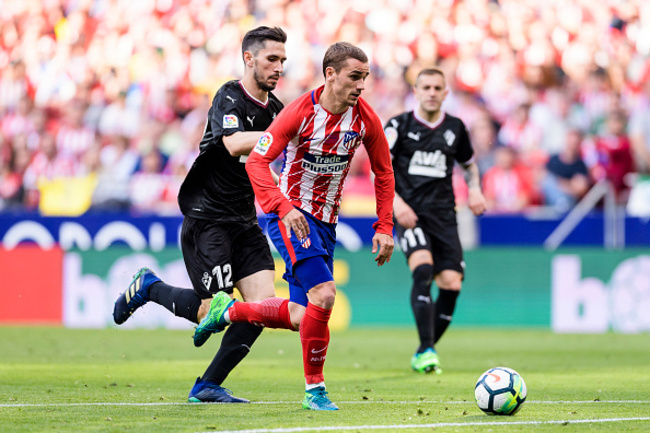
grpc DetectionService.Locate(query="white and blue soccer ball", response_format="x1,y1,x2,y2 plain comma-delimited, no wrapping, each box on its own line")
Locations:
474,367,527,415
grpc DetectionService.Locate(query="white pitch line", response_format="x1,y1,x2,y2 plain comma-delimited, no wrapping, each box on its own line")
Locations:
1,400,649,408
197,417,650,433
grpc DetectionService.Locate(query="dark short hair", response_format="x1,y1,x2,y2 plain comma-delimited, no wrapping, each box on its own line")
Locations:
241,26,287,59
415,68,446,86
322,42,368,77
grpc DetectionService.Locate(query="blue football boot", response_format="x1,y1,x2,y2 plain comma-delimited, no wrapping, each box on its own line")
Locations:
113,268,160,325
188,377,249,403
302,386,339,410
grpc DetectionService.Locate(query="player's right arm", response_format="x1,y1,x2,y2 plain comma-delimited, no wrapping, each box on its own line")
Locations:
393,193,418,229
384,115,417,229
245,99,305,235
223,131,265,157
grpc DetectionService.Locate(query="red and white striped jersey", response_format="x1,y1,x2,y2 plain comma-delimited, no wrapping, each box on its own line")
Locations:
246,85,394,234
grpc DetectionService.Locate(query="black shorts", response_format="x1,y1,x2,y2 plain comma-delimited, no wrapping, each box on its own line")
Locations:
394,208,464,276
181,216,275,298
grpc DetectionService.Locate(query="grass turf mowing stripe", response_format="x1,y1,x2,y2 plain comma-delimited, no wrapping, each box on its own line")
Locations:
196,417,650,433
2,400,650,408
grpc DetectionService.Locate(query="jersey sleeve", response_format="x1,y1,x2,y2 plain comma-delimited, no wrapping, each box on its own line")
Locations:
384,116,402,159
245,99,302,218
362,102,395,235
455,120,474,165
210,86,246,140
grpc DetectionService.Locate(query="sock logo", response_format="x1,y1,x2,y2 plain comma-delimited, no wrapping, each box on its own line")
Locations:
311,347,327,354
417,295,431,304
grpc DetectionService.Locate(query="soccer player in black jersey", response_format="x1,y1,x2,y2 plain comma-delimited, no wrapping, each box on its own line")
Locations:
112,26,293,403
385,68,486,374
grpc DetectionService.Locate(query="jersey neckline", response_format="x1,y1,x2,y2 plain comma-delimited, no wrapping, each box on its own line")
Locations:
310,85,353,117
413,109,446,130
239,81,269,107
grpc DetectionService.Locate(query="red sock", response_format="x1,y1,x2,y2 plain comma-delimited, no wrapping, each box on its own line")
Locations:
300,302,331,385
228,298,294,330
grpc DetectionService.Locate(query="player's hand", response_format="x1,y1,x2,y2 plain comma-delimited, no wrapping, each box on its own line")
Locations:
468,188,487,216
394,197,418,229
281,209,310,241
372,232,394,267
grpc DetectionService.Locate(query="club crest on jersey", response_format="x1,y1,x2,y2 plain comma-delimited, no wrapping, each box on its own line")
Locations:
300,236,311,249
201,272,212,290
223,115,239,128
384,127,398,149
342,131,360,150
444,129,456,146
254,132,273,155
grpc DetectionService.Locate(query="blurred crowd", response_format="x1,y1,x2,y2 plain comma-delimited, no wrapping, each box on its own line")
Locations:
1,0,649,216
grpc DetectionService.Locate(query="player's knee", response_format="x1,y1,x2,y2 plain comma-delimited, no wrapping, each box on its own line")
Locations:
436,270,462,292
308,281,336,309
412,264,434,286
288,302,305,331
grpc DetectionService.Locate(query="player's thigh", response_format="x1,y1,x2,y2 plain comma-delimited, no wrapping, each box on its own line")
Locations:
236,269,275,302
180,217,242,297
395,220,434,271
231,222,276,300
408,249,434,271
422,209,465,277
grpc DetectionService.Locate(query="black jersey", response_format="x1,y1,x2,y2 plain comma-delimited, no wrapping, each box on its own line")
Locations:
385,110,473,211
178,80,283,222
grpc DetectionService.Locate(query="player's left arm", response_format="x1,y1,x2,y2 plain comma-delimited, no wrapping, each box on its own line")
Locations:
457,121,486,216
361,104,395,266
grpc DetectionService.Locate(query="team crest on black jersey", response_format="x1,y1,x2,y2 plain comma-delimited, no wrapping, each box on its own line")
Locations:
201,272,212,290
443,130,456,146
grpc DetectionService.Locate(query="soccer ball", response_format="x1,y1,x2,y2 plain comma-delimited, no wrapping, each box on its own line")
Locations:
474,367,527,415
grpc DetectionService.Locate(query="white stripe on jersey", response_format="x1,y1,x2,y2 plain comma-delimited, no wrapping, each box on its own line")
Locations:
321,109,355,218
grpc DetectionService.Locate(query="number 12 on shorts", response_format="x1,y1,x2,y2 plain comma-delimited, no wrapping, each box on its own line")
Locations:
211,264,233,289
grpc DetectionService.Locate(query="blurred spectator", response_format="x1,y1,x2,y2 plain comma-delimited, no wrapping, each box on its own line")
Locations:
541,129,591,211
0,145,25,210
22,133,78,208
55,99,95,160
128,147,178,215
584,109,635,202
482,146,535,213
468,111,500,176
497,102,543,162
90,135,138,212
628,79,650,174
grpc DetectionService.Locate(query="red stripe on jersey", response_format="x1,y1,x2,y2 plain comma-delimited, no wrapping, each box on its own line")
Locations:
278,219,297,265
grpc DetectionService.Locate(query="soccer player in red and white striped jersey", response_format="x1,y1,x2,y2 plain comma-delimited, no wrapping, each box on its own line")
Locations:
207,42,395,410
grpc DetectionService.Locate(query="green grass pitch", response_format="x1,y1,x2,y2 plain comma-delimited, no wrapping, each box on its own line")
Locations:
1,327,649,432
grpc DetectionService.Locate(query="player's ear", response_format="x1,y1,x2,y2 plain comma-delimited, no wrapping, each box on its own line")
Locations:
325,66,336,82
243,51,254,67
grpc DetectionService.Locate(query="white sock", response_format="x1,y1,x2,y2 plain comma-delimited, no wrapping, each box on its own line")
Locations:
305,382,325,391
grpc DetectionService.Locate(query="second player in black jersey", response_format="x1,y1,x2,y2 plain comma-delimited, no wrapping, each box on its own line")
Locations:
178,80,283,222
113,26,289,404
385,110,473,211
386,68,486,375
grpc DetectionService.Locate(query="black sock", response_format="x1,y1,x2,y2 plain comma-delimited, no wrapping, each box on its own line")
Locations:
149,282,202,324
410,264,435,353
201,323,263,385
434,288,460,344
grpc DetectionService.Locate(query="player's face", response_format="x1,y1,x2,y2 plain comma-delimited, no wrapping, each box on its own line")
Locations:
252,41,287,92
414,73,448,115
329,59,370,107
